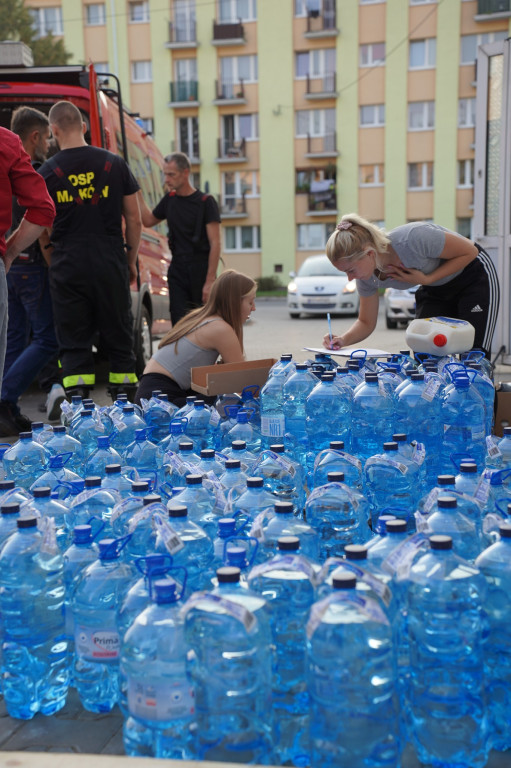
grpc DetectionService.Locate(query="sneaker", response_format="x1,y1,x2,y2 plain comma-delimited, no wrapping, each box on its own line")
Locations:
0,401,32,438
46,384,68,421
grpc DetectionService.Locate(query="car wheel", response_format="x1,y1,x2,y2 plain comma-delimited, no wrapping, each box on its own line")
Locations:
386,316,398,329
135,304,153,376
289,312,300,319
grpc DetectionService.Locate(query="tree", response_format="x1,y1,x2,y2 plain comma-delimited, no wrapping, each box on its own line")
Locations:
0,0,72,66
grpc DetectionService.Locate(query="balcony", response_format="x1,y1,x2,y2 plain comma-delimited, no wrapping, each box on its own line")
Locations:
213,79,247,105
168,81,199,107
476,0,511,18
217,137,247,162
165,21,197,48
307,181,337,215
305,72,337,99
305,133,338,158
212,20,245,45
218,193,247,218
305,1,338,37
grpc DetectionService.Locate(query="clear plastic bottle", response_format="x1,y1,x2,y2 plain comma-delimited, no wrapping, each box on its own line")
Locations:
185,400,214,451
305,372,351,458
142,393,177,442
222,439,258,474
252,444,306,512
218,458,249,498
364,441,421,531
45,425,84,475
441,369,486,470
487,426,511,470
311,440,363,491
306,570,400,768
0,479,31,508
282,363,318,462
67,476,120,536
3,431,49,490
260,361,290,447
102,463,136,498
184,565,273,764
195,448,224,478
0,501,21,546
405,535,489,768
156,505,213,595
351,373,394,461
251,500,320,563
417,495,483,562
167,474,216,536
110,405,147,456
23,486,70,552
231,476,275,526
110,481,151,538
85,436,123,479
123,429,159,488
225,409,262,454
465,362,495,437
70,410,107,461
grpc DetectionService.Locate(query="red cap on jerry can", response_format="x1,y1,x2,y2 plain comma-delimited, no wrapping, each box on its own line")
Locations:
433,334,447,347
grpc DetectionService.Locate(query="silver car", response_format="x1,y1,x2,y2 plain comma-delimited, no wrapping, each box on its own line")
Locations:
287,254,360,319
383,285,419,328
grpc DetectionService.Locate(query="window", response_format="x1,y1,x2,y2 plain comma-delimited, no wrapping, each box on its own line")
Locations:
224,225,261,251
178,116,199,158
296,48,336,78
359,164,384,186
138,117,154,134
94,62,109,74
220,55,258,85
296,167,336,193
457,218,472,239
409,39,436,69
222,170,260,200
86,3,105,24
408,162,433,190
297,222,336,250
296,108,335,137
458,159,474,188
219,0,257,22
129,0,149,22
222,113,258,143
460,31,507,64
360,43,385,67
360,104,385,127
131,61,152,82
175,58,197,82
458,98,476,128
174,0,196,42
29,7,63,36
410,0,435,3
408,101,435,130
360,0,386,4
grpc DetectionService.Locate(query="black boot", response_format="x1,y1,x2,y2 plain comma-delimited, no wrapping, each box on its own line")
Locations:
0,400,32,437
108,384,138,403
65,386,91,401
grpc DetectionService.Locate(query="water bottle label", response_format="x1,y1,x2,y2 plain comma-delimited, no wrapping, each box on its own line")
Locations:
250,509,271,541
204,475,227,513
313,450,362,472
264,450,295,477
422,487,440,515
249,554,318,584
307,592,388,638
127,675,195,721
412,442,426,466
261,415,285,438
75,625,120,660
307,482,359,510
111,497,140,526
210,410,221,427
61,401,73,418
164,452,184,472
486,436,502,459
152,513,184,555
339,562,392,607
474,474,491,504
179,460,198,478
181,592,256,633
381,532,428,580
110,414,128,432
414,511,430,533
483,513,504,534
421,378,441,402
128,507,154,531
385,459,408,474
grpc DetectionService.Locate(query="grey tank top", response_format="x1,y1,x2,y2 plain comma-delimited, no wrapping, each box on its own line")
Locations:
152,318,219,389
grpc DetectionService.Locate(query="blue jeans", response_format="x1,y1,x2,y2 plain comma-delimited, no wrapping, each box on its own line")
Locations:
1,262,58,404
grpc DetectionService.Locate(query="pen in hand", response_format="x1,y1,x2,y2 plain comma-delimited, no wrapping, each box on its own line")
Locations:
327,313,333,350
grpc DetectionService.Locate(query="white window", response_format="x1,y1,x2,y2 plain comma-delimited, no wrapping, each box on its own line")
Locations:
174,0,196,42
296,48,336,78
457,218,472,239
296,108,335,137
178,116,199,158
360,43,385,67
458,159,474,188
458,98,476,128
297,222,336,250
220,55,258,85
222,170,260,200
359,164,384,186
138,117,154,134
86,3,106,25
131,60,152,83
224,226,261,251
129,0,149,22
29,7,63,37
360,0,385,4
460,31,507,64
410,0,435,4
408,162,434,190
219,0,257,22
409,39,436,69
408,101,435,130
175,58,197,82
222,113,259,142
359,104,385,127
94,62,109,73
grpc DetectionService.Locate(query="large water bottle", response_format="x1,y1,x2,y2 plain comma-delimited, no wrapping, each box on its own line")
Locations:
416,495,483,562
195,448,224,478
123,429,159,488
110,481,151,537
251,500,320,562
102,463,136,498
248,535,318,766
185,400,214,451
351,373,394,460
465,362,495,437
475,522,511,751
269,353,295,379
110,405,147,456
305,471,370,558
260,361,290,447
225,409,261,454
212,516,247,571
70,410,107,460
366,518,412,569
23,486,70,552
3,431,49,490
441,368,486,469
167,474,216,536
311,440,363,491
282,363,318,460
222,439,258,474
305,373,351,459
218,458,248,498
306,570,400,767
0,516,69,719
231,476,275,526
71,537,136,712
174,394,197,421
85,436,123,479
405,535,489,768
156,418,192,463
121,578,194,758
141,393,177,442
252,445,306,512
417,473,482,526
486,426,511,470
45,425,84,474
0,478,32,508
67,476,120,535
0,501,21,545
183,565,273,763
364,441,421,530
156,505,213,595
60,393,84,427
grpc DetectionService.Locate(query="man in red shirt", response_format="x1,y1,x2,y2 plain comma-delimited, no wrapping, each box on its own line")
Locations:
0,126,55,432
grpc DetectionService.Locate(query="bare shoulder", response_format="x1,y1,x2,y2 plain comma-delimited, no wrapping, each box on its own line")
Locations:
192,316,235,349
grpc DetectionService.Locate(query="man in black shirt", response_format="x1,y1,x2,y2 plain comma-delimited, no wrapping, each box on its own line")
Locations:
138,152,221,325
40,100,141,400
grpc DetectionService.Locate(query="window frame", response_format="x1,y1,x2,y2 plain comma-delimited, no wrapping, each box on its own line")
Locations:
224,225,261,251
359,164,385,187
359,42,386,68
129,0,150,23
220,54,258,85
457,159,475,188
458,97,476,128
407,161,434,190
408,100,435,131
295,108,335,138
222,170,260,200
131,60,153,83
219,0,257,23
177,115,199,158
359,104,385,127
85,3,106,25
29,6,63,37
295,48,336,79
222,113,259,142
297,222,336,250
460,31,508,65
409,38,437,70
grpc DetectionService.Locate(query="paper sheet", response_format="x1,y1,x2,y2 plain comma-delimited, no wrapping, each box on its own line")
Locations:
304,346,392,358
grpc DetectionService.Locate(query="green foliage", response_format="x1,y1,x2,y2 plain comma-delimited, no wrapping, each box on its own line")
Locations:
0,0,72,66
256,275,285,292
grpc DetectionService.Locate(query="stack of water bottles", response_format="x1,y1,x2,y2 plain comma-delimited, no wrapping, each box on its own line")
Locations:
0,349,510,767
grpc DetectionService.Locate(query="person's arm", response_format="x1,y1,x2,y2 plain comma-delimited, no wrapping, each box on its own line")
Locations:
197,319,244,363
4,221,47,272
122,192,142,283
202,221,221,303
322,293,380,350
137,189,161,228
39,229,52,266
385,232,478,286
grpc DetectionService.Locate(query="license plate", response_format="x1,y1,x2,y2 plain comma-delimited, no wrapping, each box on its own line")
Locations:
304,296,334,304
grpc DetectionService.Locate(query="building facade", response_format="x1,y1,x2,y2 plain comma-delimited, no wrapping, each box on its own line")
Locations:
25,0,511,280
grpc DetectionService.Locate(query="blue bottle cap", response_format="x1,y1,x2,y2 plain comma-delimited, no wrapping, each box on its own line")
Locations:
459,462,477,473
122,405,135,413
135,429,146,441
98,538,121,559
19,432,32,439
97,436,110,448
53,425,66,434
218,518,236,536
154,579,178,604
73,524,93,543
32,422,44,430
225,547,247,568
392,433,407,442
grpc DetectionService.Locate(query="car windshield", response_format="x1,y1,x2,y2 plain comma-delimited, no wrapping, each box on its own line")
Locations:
297,256,346,278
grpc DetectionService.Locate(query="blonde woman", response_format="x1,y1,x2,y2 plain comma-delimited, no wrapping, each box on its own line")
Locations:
323,214,499,357
135,269,256,406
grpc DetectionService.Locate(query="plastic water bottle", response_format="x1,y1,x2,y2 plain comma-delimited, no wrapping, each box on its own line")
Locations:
305,373,351,459
366,519,411,568
454,460,481,496
109,481,150,538
364,441,421,530
71,537,136,712
123,429,159,488
222,439,258,474
85,436,123,479
441,368,486,469
0,516,69,719
351,373,394,460
487,426,511,470
122,495,171,560
0,501,21,545
102,463,136,498
417,473,482,526
405,535,489,768
31,421,55,446
252,444,306,512
195,448,224,478
251,500,320,562
416,495,482,562
306,570,400,767
23,486,70,552
70,410,107,460
465,362,495,437
311,440,363,491
183,565,273,763
45,425,84,474
185,400,213,451
475,522,511,751
248,535,318,766
231,476,275,526
269,353,295,379
305,471,370,558
0,479,31,508
3,431,49,490
225,409,261,454
60,393,84,427
260,361,290,446
212,517,245,570
282,363,318,460
141,393,177,442
156,506,213,595
121,578,194,759
218,458,248,497
174,395,197,421
156,418,192,462
110,405,147,456
67,477,120,535
167,474,216,536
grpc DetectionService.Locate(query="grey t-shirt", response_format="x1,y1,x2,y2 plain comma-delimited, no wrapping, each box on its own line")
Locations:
356,222,467,298
152,318,219,389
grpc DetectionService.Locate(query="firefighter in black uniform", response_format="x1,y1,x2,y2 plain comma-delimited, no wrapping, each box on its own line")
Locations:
40,100,141,401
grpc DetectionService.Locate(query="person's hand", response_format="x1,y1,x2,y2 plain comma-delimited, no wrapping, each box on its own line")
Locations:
128,262,138,283
323,332,344,350
202,277,215,304
384,264,430,285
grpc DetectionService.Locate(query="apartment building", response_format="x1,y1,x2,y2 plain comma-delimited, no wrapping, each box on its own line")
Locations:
25,0,511,280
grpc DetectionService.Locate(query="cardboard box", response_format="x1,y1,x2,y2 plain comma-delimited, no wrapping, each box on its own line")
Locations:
191,358,276,396
495,383,511,436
